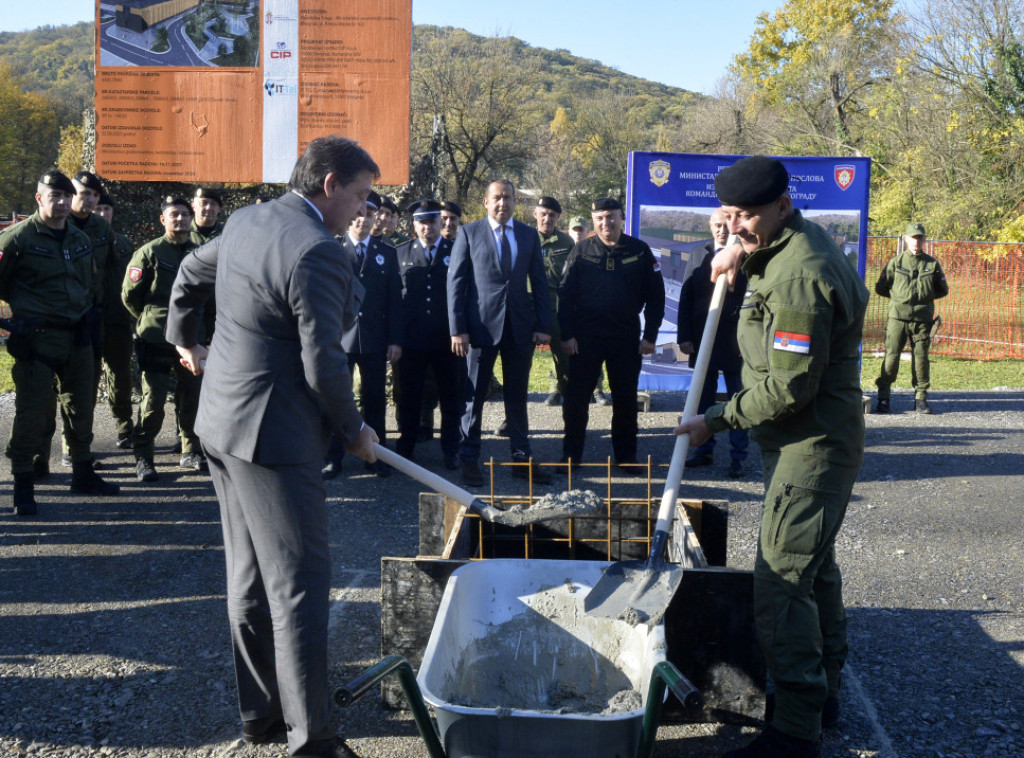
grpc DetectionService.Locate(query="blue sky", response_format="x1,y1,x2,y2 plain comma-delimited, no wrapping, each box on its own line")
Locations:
1,0,774,94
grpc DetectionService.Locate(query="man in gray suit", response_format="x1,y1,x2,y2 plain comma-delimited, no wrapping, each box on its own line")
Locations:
166,136,379,758
448,179,552,486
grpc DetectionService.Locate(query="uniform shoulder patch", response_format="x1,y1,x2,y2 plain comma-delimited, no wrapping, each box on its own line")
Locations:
128,266,143,283
773,330,810,355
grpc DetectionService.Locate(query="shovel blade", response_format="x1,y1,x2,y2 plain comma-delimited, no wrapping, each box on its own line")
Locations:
583,561,684,626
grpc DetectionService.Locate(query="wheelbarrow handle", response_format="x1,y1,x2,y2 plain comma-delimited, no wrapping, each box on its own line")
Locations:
636,661,705,758
335,655,447,758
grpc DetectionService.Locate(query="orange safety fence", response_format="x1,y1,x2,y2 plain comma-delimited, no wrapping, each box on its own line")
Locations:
864,238,1024,360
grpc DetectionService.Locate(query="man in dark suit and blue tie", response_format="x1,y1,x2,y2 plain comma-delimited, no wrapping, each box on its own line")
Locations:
167,136,379,758
322,190,402,479
447,179,553,486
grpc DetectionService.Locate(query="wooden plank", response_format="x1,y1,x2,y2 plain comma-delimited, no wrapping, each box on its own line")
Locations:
681,499,729,568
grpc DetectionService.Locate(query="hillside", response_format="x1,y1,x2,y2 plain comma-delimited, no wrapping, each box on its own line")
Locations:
0,21,698,130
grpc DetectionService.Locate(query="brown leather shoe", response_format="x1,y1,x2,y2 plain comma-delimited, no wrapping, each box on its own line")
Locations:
462,460,484,487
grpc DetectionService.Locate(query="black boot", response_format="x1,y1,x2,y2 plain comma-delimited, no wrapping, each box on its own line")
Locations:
13,472,37,516
70,461,120,496
724,725,820,757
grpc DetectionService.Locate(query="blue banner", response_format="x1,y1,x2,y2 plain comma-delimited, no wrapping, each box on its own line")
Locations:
626,152,871,391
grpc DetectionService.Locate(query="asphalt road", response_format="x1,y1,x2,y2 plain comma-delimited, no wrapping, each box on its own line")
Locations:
1,389,1021,757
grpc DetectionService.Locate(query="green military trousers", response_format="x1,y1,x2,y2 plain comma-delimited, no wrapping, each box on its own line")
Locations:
755,450,860,743
876,318,932,401
6,329,96,474
103,322,136,437
131,341,202,460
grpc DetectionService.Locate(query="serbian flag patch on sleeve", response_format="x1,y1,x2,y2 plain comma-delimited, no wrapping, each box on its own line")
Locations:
773,330,811,354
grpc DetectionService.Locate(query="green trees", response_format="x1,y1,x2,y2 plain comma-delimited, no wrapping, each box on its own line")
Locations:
0,65,60,215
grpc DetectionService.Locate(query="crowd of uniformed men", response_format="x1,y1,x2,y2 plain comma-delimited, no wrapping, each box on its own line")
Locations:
1,169,676,511
1,166,947,512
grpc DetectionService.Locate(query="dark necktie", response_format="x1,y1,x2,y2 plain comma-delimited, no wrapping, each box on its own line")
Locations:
499,225,512,279
356,242,365,269
425,244,433,264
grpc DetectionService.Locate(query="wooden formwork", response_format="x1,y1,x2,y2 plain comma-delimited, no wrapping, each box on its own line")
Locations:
380,483,765,724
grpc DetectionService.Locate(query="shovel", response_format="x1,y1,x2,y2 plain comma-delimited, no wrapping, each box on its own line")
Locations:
584,273,730,625
373,445,603,527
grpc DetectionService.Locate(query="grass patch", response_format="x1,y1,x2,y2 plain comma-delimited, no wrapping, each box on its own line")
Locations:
0,348,1015,400
859,357,1022,391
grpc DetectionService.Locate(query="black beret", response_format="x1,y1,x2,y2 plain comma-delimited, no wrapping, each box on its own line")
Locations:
193,187,223,205
73,171,104,193
364,190,382,211
536,196,562,214
162,195,192,212
408,198,442,219
440,200,462,217
38,170,76,195
715,156,790,207
97,192,115,208
591,197,622,212
379,197,400,214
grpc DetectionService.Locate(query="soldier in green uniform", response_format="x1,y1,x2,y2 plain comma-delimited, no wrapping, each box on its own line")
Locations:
38,171,121,470
190,186,224,245
534,196,575,406
874,222,948,414
677,157,868,758
0,171,121,515
94,192,137,449
374,196,412,247
122,197,203,482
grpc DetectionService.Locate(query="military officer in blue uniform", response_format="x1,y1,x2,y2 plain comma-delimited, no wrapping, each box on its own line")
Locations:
322,191,402,479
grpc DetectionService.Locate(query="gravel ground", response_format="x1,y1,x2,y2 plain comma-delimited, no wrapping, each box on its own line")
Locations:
1,388,1022,757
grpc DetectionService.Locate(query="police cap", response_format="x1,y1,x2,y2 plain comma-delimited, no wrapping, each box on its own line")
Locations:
38,170,77,195
905,222,926,238
408,198,442,220
97,192,115,208
379,197,400,214
73,171,104,193
440,200,462,218
715,156,790,207
536,196,562,214
162,195,192,212
591,197,622,212
193,187,223,205
365,190,382,212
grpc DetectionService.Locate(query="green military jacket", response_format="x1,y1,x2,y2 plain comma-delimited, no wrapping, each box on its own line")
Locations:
106,231,136,327
874,249,948,322
122,234,196,344
539,229,575,301
386,231,412,247
705,212,868,465
190,218,223,247
70,212,117,306
0,212,93,325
